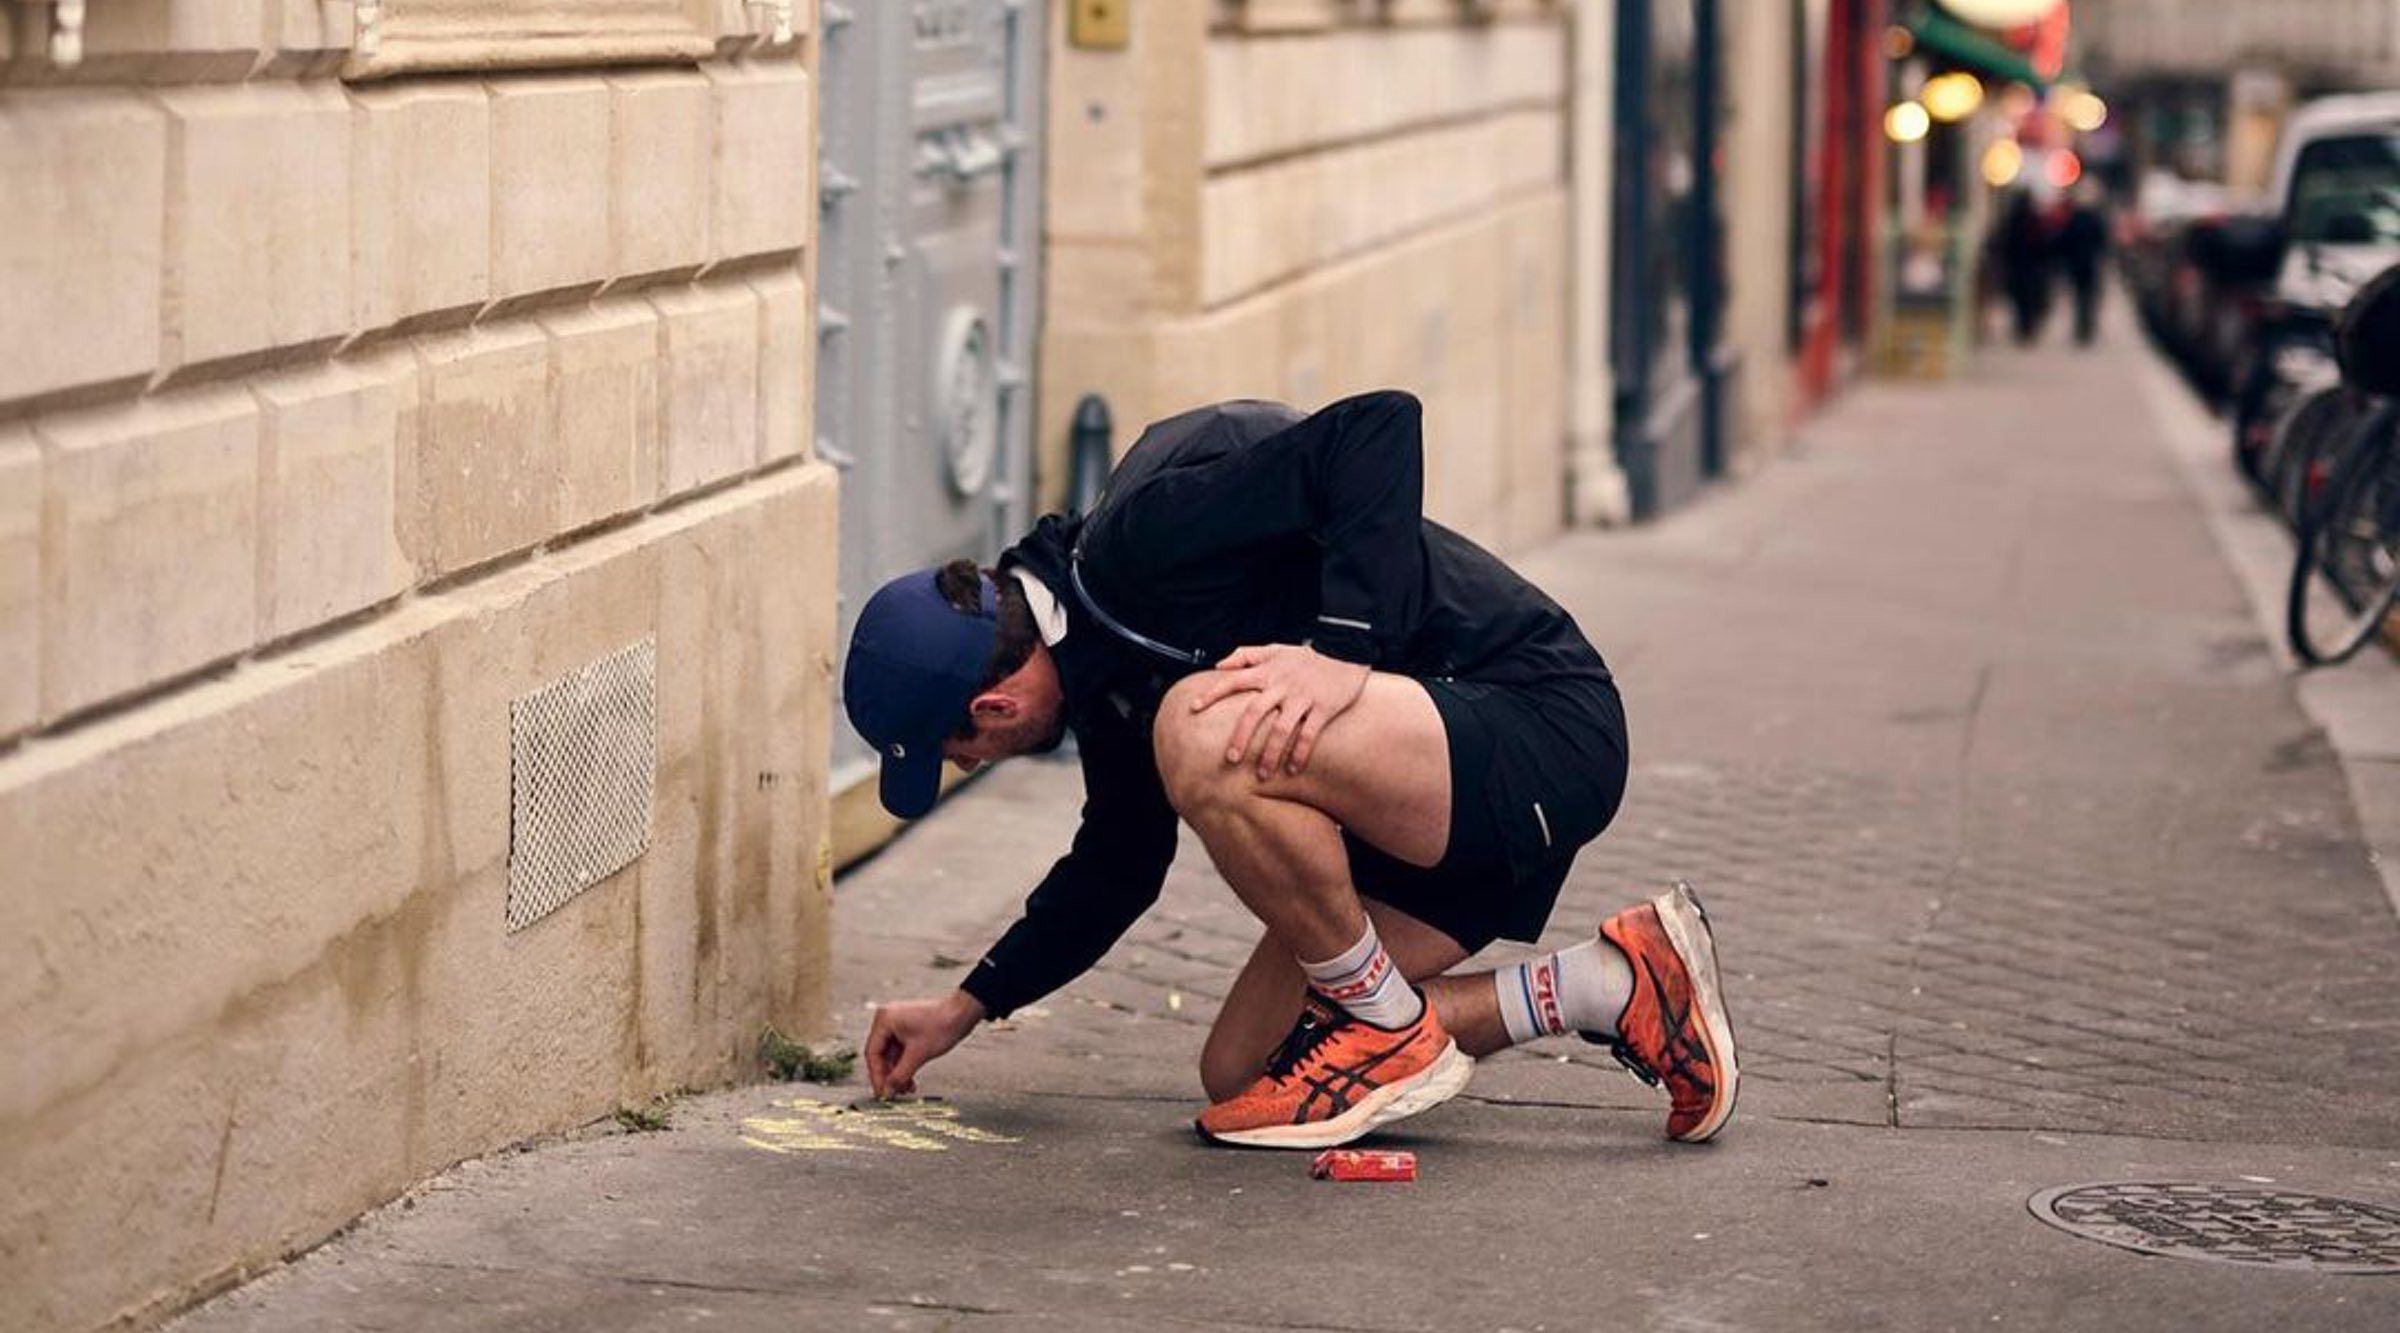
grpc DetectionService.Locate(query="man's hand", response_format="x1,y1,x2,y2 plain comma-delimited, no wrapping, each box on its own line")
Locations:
1182,643,1371,778
864,990,986,1099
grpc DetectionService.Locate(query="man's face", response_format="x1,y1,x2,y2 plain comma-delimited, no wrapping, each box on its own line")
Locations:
940,650,1067,773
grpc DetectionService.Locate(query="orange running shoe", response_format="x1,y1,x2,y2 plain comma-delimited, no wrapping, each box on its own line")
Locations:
1592,882,1740,1143
1196,995,1474,1149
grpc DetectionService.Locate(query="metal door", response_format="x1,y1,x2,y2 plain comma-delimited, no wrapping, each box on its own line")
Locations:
817,0,1044,796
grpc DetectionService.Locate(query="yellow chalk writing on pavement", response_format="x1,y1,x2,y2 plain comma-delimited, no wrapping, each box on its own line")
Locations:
739,1097,1021,1155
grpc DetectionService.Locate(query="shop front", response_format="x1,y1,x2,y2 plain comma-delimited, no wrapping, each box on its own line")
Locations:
1612,0,1736,517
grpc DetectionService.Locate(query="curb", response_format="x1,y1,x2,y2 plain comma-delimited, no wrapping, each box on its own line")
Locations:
2134,349,2400,921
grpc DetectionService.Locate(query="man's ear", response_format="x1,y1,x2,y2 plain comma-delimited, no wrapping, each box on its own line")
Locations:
967,691,1019,720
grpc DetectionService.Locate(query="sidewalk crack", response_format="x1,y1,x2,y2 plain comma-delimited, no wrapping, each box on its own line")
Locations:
388,1256,1009,1315
1890,661,1996,1128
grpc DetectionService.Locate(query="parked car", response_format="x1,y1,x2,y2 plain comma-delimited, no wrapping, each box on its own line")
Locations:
2222,93,2400,487
2122,170,2278,397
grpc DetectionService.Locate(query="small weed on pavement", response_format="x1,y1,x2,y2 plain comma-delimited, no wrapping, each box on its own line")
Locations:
759,1027,857,1084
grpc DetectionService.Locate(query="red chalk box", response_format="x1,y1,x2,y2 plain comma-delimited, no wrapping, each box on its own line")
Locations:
1309,1149,1417,1182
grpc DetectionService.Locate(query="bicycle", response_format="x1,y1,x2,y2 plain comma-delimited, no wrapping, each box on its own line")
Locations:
2231,303,2338,489
2262,378,2365,526
2286,263,2400,666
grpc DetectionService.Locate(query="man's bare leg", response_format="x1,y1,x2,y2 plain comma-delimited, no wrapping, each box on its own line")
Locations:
1152,672,1451,963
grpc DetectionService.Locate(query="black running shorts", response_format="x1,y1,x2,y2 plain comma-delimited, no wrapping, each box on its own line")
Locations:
1344,675,1628,953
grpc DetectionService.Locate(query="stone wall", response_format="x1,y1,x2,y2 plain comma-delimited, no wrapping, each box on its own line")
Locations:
1723,0,1798,473
1038,0,1574,552
0,4,834,1329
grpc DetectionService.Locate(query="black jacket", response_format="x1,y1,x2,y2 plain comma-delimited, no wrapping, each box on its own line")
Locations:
958,389,1612,1018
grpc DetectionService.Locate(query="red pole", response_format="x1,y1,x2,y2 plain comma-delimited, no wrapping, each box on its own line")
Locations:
1801,0,1861,402
1857,0,1886,364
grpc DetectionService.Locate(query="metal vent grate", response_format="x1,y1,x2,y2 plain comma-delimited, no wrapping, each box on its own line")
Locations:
507,638,658,932
2029,1182,2400,1273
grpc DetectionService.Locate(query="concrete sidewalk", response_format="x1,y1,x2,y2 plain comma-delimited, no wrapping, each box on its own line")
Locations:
173,318,2400,1332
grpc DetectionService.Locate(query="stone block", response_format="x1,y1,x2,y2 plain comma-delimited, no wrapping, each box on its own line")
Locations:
1501,193,1567,550
708,62,812,264
540,297,662,532
1152,298,1283,418
161,84,352,373
0,428,37,738
1423,220,1508,545
35,390,259,720
253,355,413,641
403,323,557,578
1051,35,1152,243
265,0,356,74
704,0,763,56
351,83,492,332
1197,107,1561,306
1315,265,1375,404
0,91,166,407
651,281,760,496
490,75,612,304
1046,0,1204,314
752,267,811,463
78,0,266,80
1203,23,1566,168
608,71,711,281
1223,0,1344,33
1031,324,1159,513
643,465,840,1064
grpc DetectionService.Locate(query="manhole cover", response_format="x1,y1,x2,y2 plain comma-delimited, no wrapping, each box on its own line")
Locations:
2029,1182,2400,1273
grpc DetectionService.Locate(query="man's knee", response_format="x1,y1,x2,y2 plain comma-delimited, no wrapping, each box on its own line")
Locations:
1153,675,1242,813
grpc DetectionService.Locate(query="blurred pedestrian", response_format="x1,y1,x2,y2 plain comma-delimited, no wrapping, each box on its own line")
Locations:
845,391,1738,1150
1997,187,2061,345
2058,186,2111,346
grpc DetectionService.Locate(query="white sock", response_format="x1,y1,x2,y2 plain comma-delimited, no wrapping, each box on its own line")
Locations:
1300,924,1424,1030
1494,936,1635,1045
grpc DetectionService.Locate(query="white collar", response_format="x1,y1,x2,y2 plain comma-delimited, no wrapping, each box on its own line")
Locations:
1008,568,1068,646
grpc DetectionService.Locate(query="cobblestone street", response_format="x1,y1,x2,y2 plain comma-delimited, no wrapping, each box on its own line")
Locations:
173,318,2400,1331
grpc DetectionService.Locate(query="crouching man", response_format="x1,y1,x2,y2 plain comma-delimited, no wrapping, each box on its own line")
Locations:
844,390,1736,1148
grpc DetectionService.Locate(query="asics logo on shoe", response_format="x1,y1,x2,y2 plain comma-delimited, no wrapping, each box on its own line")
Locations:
1290,1031,1422,1123
1612,955,1714,1094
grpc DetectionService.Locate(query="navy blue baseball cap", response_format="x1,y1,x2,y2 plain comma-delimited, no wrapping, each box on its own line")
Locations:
843,567,1000,819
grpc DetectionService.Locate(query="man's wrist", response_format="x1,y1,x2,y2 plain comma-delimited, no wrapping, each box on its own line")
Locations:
945,988,989,1028
1309,625,1376,667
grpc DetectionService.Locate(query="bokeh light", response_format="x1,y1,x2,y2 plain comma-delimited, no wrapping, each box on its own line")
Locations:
2060,89,2109,133
1885,101,1932,144
1981,138,2025,187
1922,72,1986,123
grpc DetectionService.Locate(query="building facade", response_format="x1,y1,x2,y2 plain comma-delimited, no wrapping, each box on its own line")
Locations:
0,5,834,1331
2081,0,2400,191
1037,0,1580,547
